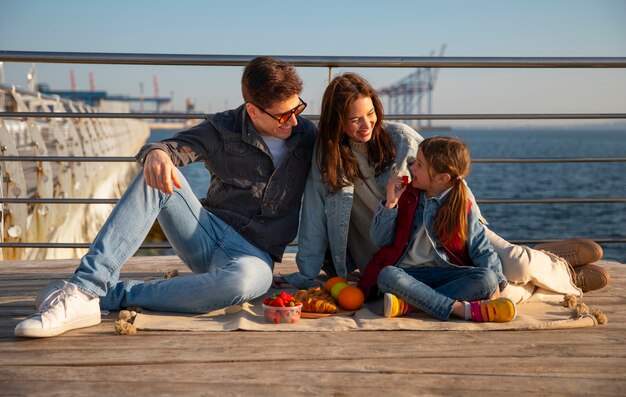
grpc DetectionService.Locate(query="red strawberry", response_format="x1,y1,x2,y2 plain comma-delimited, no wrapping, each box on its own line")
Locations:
279,291,294,303
270,297,285,307
263,297,272,305
402,175,409,186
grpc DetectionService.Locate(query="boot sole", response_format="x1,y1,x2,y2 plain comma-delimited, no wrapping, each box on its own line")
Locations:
383,293,393,317
14,315,101,338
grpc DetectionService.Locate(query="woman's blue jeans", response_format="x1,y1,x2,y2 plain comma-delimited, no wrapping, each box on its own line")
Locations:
377,265,498,320
69,169,274,313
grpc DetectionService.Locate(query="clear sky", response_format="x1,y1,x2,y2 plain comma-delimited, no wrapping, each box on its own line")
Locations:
2,0,625,126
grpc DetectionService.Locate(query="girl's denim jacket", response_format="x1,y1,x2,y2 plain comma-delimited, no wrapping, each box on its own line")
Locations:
371,189,508,290
284,122,423,288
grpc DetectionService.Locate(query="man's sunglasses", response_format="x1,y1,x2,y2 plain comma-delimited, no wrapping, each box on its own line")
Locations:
253,97,307,124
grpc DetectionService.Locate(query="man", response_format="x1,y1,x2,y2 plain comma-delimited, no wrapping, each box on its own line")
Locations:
15,56,316,338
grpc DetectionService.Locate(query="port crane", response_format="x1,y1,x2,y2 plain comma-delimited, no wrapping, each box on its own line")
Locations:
378,44,446,129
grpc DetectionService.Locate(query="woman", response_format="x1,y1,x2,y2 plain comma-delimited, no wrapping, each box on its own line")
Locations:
284,73,608,303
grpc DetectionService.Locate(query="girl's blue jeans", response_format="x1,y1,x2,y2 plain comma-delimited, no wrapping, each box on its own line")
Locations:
377,265,498,320
69,169,274,313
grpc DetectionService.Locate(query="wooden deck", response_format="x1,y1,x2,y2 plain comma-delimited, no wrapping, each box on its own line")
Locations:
1,254,625,396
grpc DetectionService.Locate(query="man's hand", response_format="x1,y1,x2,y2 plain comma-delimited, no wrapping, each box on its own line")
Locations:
143,149,183,194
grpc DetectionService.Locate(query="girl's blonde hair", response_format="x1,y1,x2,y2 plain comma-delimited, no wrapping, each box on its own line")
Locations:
419,136,471,246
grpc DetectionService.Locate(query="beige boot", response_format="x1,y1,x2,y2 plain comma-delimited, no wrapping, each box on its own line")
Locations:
534,238,603,267
573,264,611,292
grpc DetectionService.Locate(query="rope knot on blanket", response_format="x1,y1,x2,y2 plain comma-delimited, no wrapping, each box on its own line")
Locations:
114,307,142,335
562,294,608,324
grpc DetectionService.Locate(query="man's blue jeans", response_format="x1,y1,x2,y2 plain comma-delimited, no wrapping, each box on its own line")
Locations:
377,265,498,320
69,169,274,313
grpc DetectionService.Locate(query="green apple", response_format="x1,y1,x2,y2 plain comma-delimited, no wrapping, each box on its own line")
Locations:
330,282,348,299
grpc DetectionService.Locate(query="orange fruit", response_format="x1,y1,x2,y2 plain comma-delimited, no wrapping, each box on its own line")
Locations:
337,285,364,310
324,276,347,292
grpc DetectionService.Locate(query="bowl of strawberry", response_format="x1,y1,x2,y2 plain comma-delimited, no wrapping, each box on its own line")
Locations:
262,291,302,324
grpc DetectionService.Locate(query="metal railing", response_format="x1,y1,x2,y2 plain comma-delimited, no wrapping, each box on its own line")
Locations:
3,111,626,121
1,52,625,253
2,51,626,68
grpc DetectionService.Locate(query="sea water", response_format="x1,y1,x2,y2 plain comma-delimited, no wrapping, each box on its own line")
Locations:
147,125,626,262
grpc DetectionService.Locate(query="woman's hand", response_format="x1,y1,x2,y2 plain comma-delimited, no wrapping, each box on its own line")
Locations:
385,176,406,209
143,149,183,194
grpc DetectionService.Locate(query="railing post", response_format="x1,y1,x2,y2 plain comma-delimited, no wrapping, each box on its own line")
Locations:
11,90,55,256
0,121,28,260
0,62,4,111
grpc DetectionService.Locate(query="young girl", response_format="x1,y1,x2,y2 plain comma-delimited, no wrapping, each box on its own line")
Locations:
367,136,516,322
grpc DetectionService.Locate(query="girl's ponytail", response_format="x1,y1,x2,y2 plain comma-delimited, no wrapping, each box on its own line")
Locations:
436,175,469,247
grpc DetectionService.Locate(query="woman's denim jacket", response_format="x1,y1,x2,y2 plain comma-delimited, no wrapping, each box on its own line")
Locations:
284,122,423,288
371,189,508,290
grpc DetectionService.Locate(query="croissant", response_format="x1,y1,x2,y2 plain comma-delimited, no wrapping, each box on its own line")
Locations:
294,286,334,301
294,287,340,313
301,298,340,314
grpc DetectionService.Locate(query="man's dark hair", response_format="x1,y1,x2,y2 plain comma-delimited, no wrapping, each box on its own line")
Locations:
242,56,303,109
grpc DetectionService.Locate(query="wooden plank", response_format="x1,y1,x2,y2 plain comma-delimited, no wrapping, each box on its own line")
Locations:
2,328,626,362
0,364,625,396
1,357,626,378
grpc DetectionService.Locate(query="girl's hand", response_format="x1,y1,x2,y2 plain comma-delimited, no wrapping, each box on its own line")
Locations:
385,176,406,209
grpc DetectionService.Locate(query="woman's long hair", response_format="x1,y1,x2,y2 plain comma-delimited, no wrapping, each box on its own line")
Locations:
419,136,472,246
317,73,395,193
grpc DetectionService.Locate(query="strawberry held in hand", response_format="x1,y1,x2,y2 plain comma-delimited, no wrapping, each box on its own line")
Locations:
401,175,410,186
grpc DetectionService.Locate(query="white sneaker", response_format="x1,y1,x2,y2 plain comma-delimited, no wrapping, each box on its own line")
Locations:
35,280,67,309
15,282,101,338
